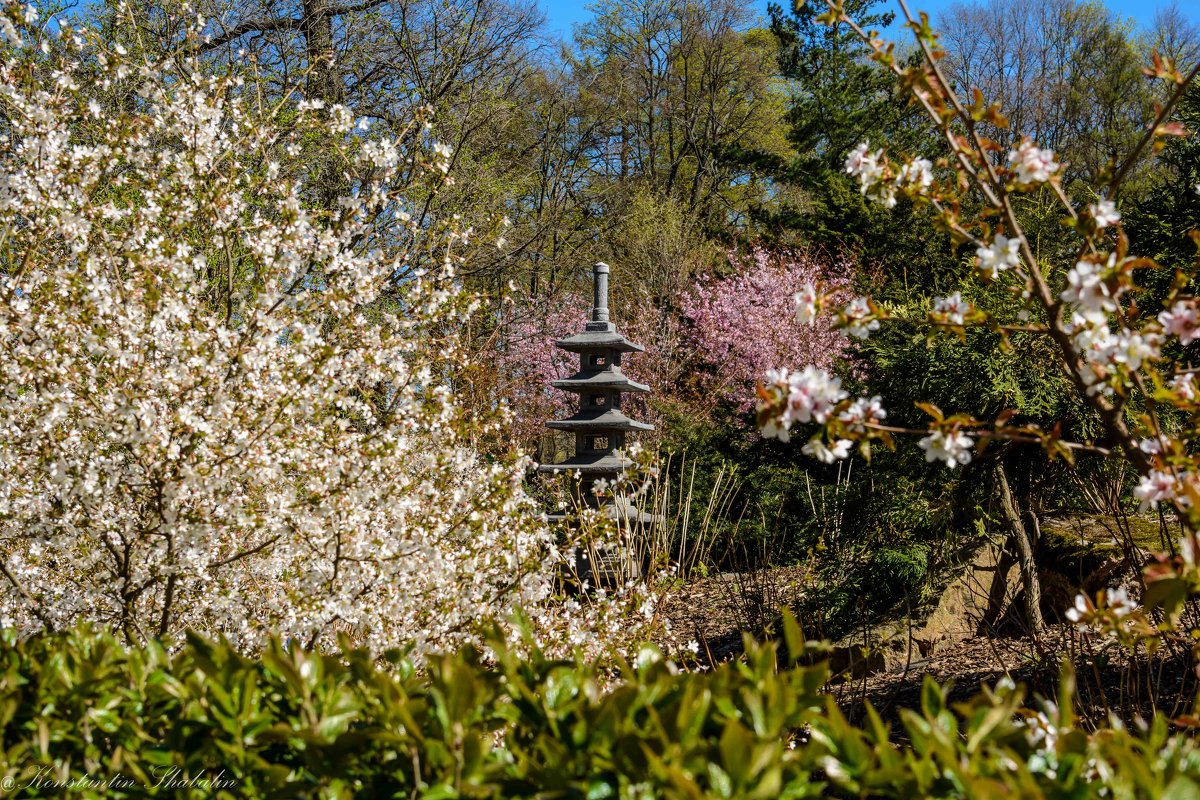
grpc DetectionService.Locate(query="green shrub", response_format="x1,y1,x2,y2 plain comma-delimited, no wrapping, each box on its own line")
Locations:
0,620,1198,798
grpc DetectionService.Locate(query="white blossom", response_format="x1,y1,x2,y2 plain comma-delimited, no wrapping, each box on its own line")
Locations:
975,235,1021,279
1159,300,1200,345
1065,593,1090,625
1105,586,1135,618
757,366,848,442
1090,199,1120,228
932,292,970,326
802,437,852,464
898,157,933,191
794,282,818,326
1008,140,1060,185
843,296,879,340
919,428,974,469
844,141,896,207
1062,258,1117,320
1134,470,1181,509
1170,372,1198,402
838,396,886,433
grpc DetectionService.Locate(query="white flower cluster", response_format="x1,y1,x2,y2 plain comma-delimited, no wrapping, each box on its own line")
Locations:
932,292,971,325
897,158,933,192
1171,372,1198,402
844,143,933,208
838,396,887,433
758,370,888,465
845,142,895,207
1060,256,1161,391
802,437,852,463
918,428,974,469
1008,140,1060,185
842,296,880,339
1159,300,1200,346
1134,469,1189,509
1089,198,1120,229
758,367,848,443
794,282,819,326
0,22,640,657
975,234,1021,279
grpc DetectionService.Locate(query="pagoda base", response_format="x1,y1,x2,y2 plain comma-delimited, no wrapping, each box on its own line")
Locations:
572,542,640,590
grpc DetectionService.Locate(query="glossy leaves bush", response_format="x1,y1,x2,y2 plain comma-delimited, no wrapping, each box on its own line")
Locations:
1,621,1200,798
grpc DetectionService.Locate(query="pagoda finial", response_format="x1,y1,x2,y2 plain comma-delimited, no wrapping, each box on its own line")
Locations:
592,262,610,324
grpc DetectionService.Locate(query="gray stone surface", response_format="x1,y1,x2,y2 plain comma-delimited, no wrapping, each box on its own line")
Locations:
538,262,658,587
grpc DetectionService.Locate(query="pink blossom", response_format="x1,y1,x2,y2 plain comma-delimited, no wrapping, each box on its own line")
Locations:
682,247,850,412
1159,300,1200,345
1134,470,1180,509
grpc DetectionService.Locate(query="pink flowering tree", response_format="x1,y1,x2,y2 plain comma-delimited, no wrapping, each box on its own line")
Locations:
493,295,584,449
494,247,850,454
682,247,851,415
755,0,1200,639
493,286,688,450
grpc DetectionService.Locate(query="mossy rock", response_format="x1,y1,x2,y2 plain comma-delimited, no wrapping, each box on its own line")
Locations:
1039,515,1124,584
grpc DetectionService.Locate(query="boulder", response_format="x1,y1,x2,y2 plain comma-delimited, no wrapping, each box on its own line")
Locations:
829,536,1019,679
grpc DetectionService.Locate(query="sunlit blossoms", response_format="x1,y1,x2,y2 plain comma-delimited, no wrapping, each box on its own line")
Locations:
975,234,1021,279
1008,139,1060,185
684,248,849,412
838,396,886,433
757,366,848,442
1159,300,1200,345
841,296,880,339
0,15,631,655
898,158,933,191
1076,327,1161,374
1090,199,1121,228
795,282,819,326
844,141,896,207
845,141,881,183
918,428,974,469
932,292,971,326
1171,372,1198,402
1063,257,1118,321
802,437,852,464
1134,470,1185,509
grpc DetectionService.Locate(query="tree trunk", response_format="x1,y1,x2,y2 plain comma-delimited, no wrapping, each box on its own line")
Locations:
301,0,343,107
994,462,1045,635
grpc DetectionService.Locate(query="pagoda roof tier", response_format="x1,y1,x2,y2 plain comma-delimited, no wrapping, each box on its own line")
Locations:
551,370,649,393
536,452,633,475
555,331,645,354
546,409,653,432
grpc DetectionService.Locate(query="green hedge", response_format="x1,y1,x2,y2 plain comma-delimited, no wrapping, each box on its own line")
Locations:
0,619,1198,798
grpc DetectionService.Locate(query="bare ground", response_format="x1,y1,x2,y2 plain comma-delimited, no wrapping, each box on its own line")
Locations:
655,566,1199,737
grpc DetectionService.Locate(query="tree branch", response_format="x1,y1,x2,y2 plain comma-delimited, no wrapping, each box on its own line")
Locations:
197,15,303,53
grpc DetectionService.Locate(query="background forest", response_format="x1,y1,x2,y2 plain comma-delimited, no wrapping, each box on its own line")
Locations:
123,0,1200,641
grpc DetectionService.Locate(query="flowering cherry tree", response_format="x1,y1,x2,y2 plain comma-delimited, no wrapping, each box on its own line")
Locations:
492,247,849,452
683,246,850,414
0,4,649,655
756,0,1200,625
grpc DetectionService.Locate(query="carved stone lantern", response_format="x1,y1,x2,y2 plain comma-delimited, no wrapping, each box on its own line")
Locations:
538,263,655,585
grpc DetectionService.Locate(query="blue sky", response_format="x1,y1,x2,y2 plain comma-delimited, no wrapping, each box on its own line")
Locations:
537,0,1197,41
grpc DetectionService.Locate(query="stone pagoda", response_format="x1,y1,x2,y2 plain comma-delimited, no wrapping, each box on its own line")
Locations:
538,262,655,585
